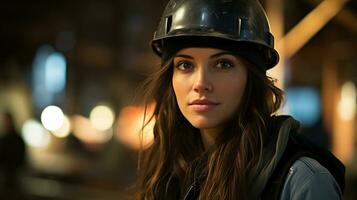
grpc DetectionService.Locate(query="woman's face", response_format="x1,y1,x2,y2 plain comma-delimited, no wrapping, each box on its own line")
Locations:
172,47,248,131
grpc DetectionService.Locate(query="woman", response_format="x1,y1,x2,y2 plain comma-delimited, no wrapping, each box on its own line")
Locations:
135,0,345,199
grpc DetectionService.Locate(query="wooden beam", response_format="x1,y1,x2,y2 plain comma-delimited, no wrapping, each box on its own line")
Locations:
307,0,357,33
278,0,350,58
266,0,285,90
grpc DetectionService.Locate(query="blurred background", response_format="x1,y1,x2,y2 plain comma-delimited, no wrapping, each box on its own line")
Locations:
0,0,356,199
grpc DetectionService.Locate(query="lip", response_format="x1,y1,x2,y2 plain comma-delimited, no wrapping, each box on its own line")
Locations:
189,99,219,105
188,99,220,111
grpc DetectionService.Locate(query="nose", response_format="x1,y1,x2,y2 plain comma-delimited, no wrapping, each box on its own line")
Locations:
193,67,213,93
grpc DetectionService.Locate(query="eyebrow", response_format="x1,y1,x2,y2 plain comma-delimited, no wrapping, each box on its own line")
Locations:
174,51,234,59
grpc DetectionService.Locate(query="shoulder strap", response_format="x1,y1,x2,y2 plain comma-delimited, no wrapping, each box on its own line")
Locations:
261,135,314,200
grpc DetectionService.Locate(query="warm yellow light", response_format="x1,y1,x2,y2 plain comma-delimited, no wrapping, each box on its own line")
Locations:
89,105,115,131
72,115,112,144
52,115,71,138
116,104,155,150
41,106,64,131
278,0,349,58
338,81,356,121
22,119,51,148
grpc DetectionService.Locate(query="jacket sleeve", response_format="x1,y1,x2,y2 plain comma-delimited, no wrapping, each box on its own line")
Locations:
280,157,342,200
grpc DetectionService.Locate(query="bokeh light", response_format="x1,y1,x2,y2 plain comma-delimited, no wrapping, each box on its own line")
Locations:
45,53,66,93
283,87,320,126
22,119,51,148
41,106,64,131
32,46,67,109
52,115,71,138
338,81,356,121
116,104,155,150
72,115,113,144
89,105,115,131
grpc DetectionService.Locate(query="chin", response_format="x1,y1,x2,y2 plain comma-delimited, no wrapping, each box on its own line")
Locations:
189,119,221,129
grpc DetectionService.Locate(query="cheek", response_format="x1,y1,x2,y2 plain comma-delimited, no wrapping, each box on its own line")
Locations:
219,77,247,106
172,75,189,105
232,79,246,97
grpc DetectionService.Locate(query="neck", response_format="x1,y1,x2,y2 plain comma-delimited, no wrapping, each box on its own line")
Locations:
200,127,222,149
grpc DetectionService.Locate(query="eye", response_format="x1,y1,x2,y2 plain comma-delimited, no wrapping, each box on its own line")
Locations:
215,59,234,69
175,61,193,71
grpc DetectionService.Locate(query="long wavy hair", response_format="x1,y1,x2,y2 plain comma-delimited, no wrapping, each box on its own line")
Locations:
135,52,284,199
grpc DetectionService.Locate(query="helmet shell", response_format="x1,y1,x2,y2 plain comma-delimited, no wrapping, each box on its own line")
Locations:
151,0,279,69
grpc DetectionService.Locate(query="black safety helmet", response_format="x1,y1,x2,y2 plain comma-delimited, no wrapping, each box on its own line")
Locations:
151,0,279,70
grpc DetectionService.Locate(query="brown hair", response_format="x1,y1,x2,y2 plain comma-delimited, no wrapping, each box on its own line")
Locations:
135,54,283,199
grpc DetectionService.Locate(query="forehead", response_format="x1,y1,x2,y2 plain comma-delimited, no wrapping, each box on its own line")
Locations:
174,47,233,57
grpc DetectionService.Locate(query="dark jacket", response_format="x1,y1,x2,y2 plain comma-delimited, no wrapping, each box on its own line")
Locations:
183,115,345,200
